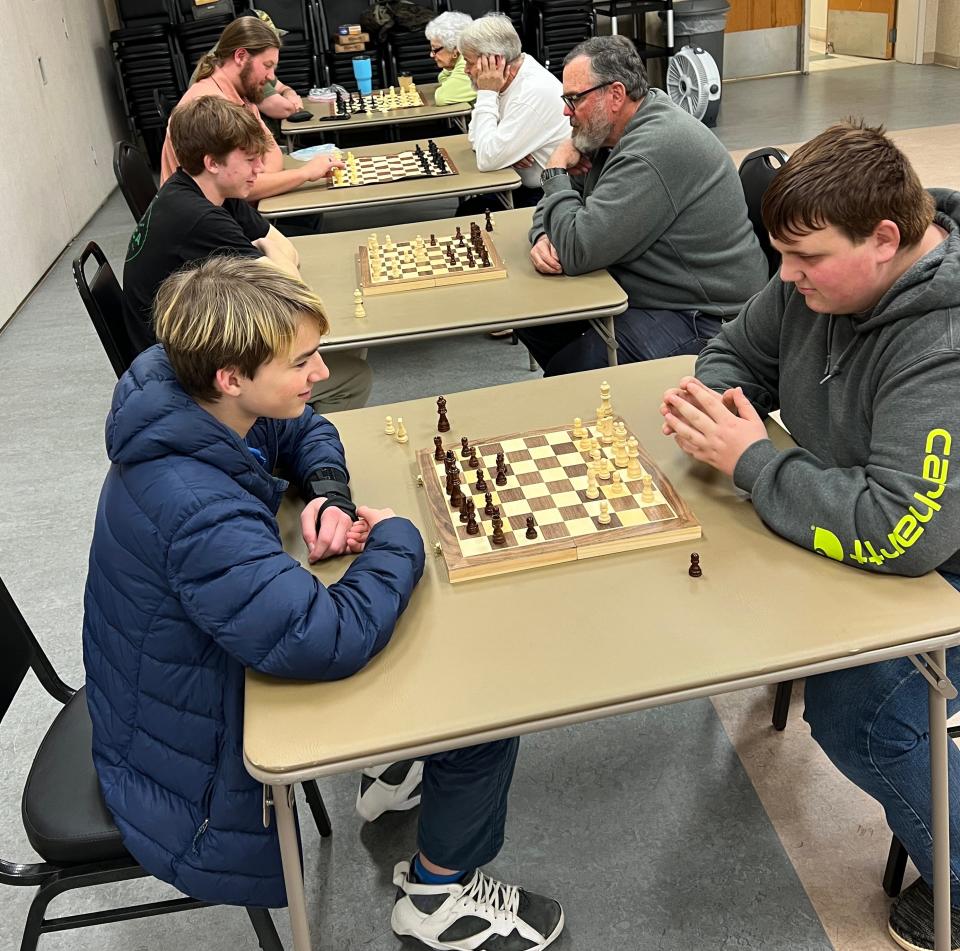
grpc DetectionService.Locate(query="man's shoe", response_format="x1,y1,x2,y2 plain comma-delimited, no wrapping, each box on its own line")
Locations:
889,877,960,950
391,860,564,950
355,760,423,821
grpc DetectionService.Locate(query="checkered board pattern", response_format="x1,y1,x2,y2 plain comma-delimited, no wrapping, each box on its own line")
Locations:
348,89,424,111
357,230,506,295
416,421,701,583
330,148,458,188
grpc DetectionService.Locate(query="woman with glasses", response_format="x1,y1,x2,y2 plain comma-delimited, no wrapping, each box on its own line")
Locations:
424,12,476,106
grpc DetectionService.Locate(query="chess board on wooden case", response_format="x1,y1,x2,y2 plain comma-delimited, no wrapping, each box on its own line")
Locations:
331,148,458,188
417,421,701,583
348,88,424,111
357,230,506,295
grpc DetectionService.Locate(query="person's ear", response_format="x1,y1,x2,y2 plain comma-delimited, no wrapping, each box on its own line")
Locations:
203,153,220,175
234,47,249,68
873,219,902,264
212,366,245,397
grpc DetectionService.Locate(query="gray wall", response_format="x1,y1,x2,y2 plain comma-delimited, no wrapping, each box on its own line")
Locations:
1,0,126,329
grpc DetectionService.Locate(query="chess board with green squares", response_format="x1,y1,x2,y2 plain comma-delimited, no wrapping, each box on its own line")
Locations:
416,421,701,583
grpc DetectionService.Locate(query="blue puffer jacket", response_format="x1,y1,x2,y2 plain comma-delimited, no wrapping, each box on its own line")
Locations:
83,346,425,907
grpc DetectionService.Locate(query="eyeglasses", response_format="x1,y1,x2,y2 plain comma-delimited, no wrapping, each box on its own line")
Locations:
428,45,445,56
560,81,613,111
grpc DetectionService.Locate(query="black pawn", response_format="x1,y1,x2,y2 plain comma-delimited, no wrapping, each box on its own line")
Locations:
430,233,437,246
525,515,538,540
468,447,480,468
484,209,493,232
689,553,702,578
495,467,507,487
459,497,470,522
466,512,480,535
460,436,470,457
476,469,487,492
434,436,444,461
484,492,495,516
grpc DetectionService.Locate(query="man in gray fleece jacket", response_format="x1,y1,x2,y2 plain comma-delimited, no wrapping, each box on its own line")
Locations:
523,35,767,376
662,121,960,951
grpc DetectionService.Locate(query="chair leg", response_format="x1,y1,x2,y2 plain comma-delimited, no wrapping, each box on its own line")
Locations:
772,680,793,731
883,835,910,898
19,882,53,951
247,907,284,951
301,779,333,838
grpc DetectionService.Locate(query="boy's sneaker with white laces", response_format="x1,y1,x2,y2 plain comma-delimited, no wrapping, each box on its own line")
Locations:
889,877,960,951
355,760,423,821
391,860,564,950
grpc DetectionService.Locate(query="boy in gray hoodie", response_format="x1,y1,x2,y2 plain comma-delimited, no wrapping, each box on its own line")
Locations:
661,120,960,951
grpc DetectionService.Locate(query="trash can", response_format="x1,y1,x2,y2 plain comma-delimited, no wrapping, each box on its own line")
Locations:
662,0,731,77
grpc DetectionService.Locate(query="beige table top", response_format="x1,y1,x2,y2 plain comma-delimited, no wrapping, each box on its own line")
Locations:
294,208,627,349
259,134,519,218
244,357,960,781
281,82,472,137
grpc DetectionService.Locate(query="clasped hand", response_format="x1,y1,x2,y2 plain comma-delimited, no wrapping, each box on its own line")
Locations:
660,376,767,477
300,499,396,563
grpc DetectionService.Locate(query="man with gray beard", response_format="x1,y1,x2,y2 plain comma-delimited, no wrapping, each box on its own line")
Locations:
522,36,767,376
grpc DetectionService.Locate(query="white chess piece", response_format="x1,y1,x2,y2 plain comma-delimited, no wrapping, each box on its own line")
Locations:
641,473,654,502
597,457,611,482
626,437,642,479
597,500,611,524
586,469,600,500
384,415,395,435
395,417,408,444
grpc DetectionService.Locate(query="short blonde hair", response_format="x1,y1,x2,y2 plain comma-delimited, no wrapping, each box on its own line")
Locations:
154,256,329,401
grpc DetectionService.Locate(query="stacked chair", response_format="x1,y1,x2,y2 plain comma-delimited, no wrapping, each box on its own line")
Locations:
528,0,597,79
311,0,387,91
175,11,237,81
386,26,440,85
258,0,321,90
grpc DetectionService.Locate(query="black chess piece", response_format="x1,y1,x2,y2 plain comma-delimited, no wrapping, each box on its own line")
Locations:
460,436,470,457
437,396,450,432
449,473,464,508
688,553,702,578
525,515,538,539
495,465,507,487
430,233,437,246
434,436,444,461
476,469,487,492
466,512,480,535
484,209,494,232
468,447,480,468
484,492,495,516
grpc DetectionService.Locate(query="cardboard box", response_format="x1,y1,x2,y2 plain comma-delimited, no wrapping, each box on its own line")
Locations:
335,32,369,44
334,41,367,53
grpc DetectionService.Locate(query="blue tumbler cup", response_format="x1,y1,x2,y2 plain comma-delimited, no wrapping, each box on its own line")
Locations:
352,56,373,95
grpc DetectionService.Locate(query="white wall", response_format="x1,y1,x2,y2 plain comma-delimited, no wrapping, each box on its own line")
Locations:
810,0,828,41
0,0,125,329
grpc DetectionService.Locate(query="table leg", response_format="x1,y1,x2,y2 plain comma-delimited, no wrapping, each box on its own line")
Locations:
929,648,952,951
274,783,313,951
588,316,619,366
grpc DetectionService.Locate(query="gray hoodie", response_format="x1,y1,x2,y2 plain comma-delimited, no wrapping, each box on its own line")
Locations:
530,89,768,317
696,189,960,576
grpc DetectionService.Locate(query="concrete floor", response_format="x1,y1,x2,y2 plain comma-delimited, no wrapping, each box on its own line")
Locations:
3,60,960,951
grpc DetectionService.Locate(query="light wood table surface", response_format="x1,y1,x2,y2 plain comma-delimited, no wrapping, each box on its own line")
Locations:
259,134,519,219
281,82,472,147
244,357,960,951
294,207,627,364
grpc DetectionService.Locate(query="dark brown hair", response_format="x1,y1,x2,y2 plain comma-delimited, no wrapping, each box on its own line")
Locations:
154,257,329,402
193,17,281,82
762,119,934,247
169,96,268,176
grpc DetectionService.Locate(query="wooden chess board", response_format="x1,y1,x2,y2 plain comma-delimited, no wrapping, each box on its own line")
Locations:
331,148,457,188
357,228,506,295
347,89,424,112
416,421,701,583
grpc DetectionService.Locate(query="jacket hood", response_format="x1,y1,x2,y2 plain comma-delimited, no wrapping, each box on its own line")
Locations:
857,189,960,331
106,345,281,504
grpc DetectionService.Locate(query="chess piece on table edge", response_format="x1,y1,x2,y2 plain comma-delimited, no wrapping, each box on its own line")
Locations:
437,396,450,432
384,415,395,435
689,553,702,578
394,417,408,444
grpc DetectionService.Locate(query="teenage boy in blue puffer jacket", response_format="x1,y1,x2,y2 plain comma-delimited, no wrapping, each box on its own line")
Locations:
83,256,564,950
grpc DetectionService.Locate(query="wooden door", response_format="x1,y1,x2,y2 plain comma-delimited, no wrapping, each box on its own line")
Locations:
826,0,896,58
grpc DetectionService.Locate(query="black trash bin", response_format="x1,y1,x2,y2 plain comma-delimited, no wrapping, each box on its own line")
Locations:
662,0,730,76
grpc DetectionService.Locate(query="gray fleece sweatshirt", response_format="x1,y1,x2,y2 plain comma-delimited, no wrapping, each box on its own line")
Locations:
696,189,960,577
530,88,768,316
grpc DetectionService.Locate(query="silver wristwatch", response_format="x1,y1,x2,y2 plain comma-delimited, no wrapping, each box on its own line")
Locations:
540,167,570,187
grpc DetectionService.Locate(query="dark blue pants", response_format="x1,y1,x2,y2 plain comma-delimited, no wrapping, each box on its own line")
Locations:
518,307,723,376
419,737,519,870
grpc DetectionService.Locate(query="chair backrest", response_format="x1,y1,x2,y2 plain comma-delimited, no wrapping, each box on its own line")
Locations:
153,86,175,124
72,242,139,379
113,141,158,223
738,147,789,279
0,576,73,724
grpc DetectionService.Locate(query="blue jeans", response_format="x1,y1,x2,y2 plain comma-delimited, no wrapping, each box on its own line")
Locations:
517,307,723,377
419,737,519,870
804,570,960,902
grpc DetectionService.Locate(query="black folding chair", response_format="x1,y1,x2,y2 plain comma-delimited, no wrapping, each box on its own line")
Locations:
72,242,140,378
0,574,286,950
113,140,159,222
738,146,788,279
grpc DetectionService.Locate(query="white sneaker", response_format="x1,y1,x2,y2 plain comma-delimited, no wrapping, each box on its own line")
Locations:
355,760,423,821
391,860,564,950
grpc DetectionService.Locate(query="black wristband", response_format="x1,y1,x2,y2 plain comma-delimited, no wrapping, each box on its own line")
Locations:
316,496,358,524
305,468,357,522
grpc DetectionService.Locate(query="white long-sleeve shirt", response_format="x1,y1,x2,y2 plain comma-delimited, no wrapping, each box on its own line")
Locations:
467,55,570,189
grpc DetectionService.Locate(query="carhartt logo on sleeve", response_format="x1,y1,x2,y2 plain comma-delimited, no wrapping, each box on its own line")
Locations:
810,428,951,567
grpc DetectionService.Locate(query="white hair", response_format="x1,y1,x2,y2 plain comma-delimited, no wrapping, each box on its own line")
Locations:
424,11,473,51
457,13,523,62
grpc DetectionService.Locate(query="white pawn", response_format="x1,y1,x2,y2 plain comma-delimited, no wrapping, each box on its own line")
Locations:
641,472,654,502
609,471,627,497
395,417,408,444
597,457,611,482
586,469,600,500
572,416,587,439
597,500,611,525
384,415,395,435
